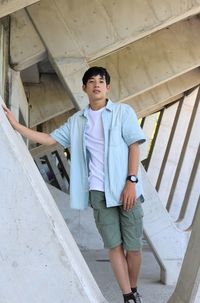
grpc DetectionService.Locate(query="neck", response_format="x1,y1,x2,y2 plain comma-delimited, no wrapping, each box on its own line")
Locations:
89,99,107,111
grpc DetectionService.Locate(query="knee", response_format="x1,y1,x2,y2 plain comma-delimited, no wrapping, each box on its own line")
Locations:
110,244,122,252
127,250,142,257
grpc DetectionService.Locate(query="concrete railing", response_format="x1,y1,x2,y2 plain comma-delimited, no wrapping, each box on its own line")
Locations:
30,144,70,194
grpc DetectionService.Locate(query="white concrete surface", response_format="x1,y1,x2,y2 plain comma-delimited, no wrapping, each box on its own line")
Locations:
82,247,175,303
0,96,107,303
141,166,189,285
168,201,200,303
47,183,104,250
48,166,188,286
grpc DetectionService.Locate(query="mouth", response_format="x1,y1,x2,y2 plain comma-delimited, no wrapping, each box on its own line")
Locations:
93,89,101,94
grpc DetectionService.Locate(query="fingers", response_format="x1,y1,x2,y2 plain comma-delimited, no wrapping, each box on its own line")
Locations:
121,194,135,210
2,104,9,114
123,198,135,210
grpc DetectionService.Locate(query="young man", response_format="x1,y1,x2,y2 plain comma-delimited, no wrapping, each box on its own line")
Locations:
3,66,145,303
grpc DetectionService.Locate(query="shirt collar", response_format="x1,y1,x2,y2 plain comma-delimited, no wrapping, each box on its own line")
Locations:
82,99,113,117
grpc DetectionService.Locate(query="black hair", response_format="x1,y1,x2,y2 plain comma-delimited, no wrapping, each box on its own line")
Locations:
82,66,110,85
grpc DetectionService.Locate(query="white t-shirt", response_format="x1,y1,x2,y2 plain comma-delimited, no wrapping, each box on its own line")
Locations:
85,107,105,191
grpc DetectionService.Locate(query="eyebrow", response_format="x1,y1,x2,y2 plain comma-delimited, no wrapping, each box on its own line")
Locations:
88,76,105,80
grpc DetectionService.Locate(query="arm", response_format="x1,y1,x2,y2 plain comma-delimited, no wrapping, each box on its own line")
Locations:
3,105,56,146
120,143,140,210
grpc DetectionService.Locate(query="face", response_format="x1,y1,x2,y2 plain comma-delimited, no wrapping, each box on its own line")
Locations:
82,75,110,102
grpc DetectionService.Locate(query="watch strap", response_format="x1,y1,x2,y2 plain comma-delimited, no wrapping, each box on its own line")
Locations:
126,175,138,183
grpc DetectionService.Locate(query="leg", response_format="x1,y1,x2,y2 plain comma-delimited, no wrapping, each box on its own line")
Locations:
119,197,144,300
109,245,132,294
126,250,142,288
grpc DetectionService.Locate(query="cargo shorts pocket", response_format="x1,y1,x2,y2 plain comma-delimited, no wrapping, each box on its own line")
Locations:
120,201,144,238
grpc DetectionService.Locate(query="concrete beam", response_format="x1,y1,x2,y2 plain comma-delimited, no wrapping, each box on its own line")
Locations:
168,200,200,303
176,147,200,231
29,0,200,61
0,95,108,303
27,1,89,110
0,0,40,18
167,89,200,221
141,165,188,285
94,17,200,104
24,74,74,127
27,2,200,110
87,0,200,60
38,109,76,135
10,9,46,71
124,69,200,117
147,102,179,189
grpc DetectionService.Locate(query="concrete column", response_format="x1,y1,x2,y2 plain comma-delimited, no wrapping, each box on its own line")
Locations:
9,69,29,126
0,19,9,101
147,102,179,190
168,199,200,303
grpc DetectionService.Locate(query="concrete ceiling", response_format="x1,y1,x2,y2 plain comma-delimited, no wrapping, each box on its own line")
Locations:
6,0,200,120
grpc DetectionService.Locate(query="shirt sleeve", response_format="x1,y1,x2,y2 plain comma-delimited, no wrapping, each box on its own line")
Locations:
122,104,146,146
50,119,71,148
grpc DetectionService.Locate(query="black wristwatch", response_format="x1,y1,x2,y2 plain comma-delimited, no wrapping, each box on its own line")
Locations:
126,175,138,183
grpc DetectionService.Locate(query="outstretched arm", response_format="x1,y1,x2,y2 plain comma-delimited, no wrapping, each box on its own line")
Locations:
3,105,56,146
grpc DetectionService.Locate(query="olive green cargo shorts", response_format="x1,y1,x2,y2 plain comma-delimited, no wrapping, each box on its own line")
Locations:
89,190,144,251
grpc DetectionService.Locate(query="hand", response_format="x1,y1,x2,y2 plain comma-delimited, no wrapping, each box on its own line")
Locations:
2,105,18,128
120,181,137,210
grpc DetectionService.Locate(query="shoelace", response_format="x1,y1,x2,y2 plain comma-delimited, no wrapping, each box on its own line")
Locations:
133,292,142,303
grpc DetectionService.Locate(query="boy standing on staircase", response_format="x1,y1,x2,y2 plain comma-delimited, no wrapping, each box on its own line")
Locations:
3,66,145,303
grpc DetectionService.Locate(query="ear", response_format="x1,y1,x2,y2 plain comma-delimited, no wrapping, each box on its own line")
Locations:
82,84,86,92
106,84,111,92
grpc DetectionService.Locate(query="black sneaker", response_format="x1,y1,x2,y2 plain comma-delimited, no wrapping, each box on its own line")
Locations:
123,291,143,303
132,291,143,303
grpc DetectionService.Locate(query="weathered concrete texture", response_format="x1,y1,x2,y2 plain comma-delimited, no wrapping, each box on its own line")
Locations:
10,9,46,70
94,17,200,103
0,0,40,19
0,97,107,303
24,74,74,127
27,0,200,60
27,1,90,110
26,0,200,112
125,69,200,118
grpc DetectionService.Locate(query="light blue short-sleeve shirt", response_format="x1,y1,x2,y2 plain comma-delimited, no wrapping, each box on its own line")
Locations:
50,100,145,209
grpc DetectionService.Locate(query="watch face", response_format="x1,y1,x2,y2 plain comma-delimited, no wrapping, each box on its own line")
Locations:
131,176,137,182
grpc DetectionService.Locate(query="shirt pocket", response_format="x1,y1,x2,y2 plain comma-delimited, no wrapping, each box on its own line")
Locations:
109,126,122,146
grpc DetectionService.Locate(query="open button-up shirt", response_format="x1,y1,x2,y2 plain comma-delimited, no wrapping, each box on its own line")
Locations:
50,100,145,209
